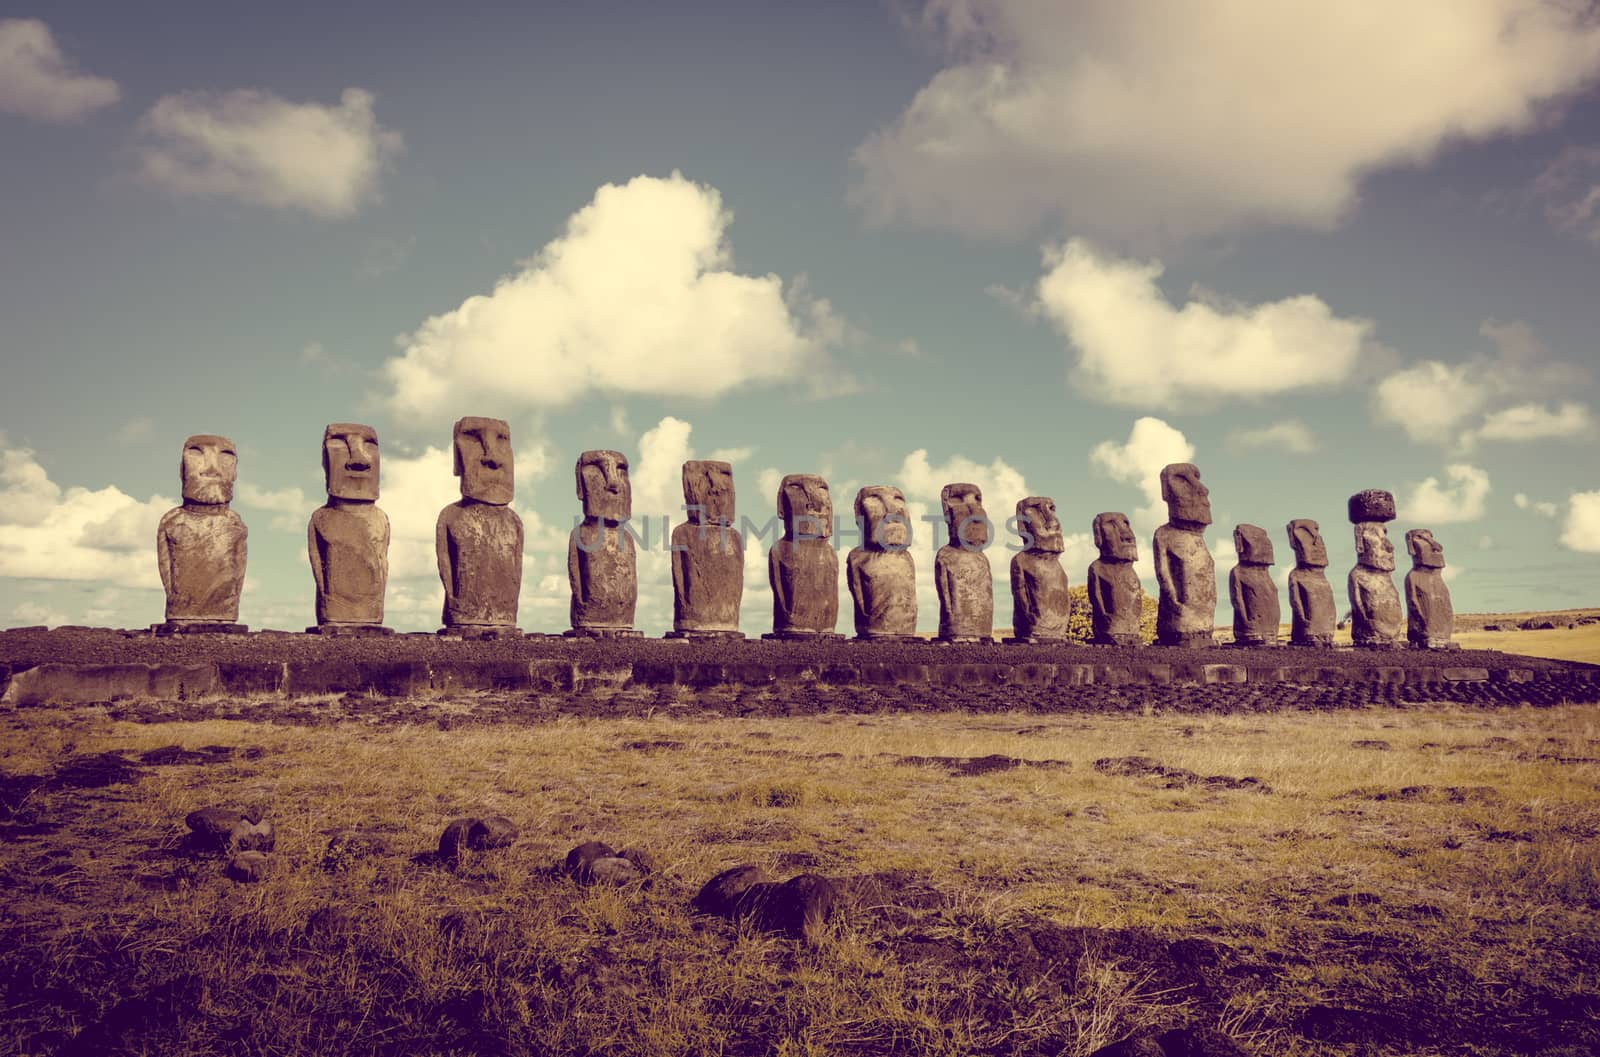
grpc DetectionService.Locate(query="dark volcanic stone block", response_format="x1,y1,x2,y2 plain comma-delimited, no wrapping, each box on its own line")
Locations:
217,662,286,694
1347,489,1396,523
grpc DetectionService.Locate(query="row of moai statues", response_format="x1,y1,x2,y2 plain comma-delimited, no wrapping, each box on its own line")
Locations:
153,424,1455,648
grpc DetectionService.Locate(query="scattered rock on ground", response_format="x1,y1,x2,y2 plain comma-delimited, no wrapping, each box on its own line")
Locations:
321,828,389,871
564,840,616,881
756,873,838,943
693,864,773,916
468,814,517,850
585,856,643,885
227,850,270,883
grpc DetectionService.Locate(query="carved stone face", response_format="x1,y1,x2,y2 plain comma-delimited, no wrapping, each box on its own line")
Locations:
1407,528,1445,569
576,449,631,521
1233,523,1274,565
941,482,988,549
1016,496,1064,554
181,434,237,505
323,423,380,501
1093,512,1138,562
453,416,513,505
1354,522,1396,572
683,460,734,525
779,474,832,540
1160,463,1212,526
855,485,910,550
1287,519,1328,568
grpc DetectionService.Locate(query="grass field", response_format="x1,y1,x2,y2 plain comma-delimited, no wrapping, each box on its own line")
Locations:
3,689,1598,1056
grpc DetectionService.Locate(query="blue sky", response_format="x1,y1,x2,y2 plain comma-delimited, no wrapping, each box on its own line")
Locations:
3,0,1599,635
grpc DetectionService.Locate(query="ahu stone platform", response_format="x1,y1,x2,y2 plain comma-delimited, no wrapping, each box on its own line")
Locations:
0,626,1595,712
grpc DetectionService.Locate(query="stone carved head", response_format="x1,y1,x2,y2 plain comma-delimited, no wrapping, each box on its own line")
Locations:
1354,521,1396,572
576,450,630,521
180,434,237,505
682,460,734,526
1287,519,1328,568
323,423,380,502
453,416,513,505
1160,463,1212,526
1233,524,1274,566
855,485,910,550
1406,528,1445,569
940,482,989,549
1016,496,1064,554
1093,512,1138,563
778,474,832,540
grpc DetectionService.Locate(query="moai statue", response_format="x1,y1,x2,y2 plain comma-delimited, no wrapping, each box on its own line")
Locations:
155,434,248,633
436,417,523,638
1405,528,1455,649
1153,463,1216,647
1007,496,1070,643
568,449,640,637
935,483,993,642
847,485,918,640
1228,524,1279,647
1285,519,1336,647
308,424,391,634
765,474,840,639
668,460,744,639
1347,489,1402,648
1087,512,1143,646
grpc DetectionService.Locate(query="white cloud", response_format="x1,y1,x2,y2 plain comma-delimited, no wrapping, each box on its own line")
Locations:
1034,239,1370,408
1089,416,1197,580
1402,464,1491,524
1513,492,1560,518
1225,420,1319,455
1561,491,1600,552
0,446,171,589
1372,360,1492,445
135,87,401,216
0,18,119,123
381,172,845,423
1533,145,1600,244
11,600,68,627
235,482,314,533
1374,320,1591,446
1472,401,1593,442
853,1,1600,238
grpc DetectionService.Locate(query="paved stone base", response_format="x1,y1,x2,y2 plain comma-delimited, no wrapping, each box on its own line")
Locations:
1228,636,1279,648
437,626,524,640
761,632,846,641
1158,633,1217,648
1291,635,1335,648
1092,634,1143,647
1003,636,1068,645
306,625,394,637
936,635,994,644
564,628,644,639
151,622,249,636
664,630,746,641
855,634,922,644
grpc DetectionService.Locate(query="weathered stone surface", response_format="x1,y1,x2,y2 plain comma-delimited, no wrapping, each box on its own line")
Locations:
437,416,522,631
849,485,917,640
935,483,993,642
321,828,390,871
1348,495,1401,648
1229,524,1279,646
1286,519,1336,647
186,806,246,852
1405,528,1455,649
1154,465,1216,647
1089,512,1143,646
227,850,270,883
586,856,643,885
757,873,838,943
768,474,839,637
438,818,477,863
617,847,656,875
309,423,389,629
672,460,744,635
693,864,773,916
1007,496,1070,642
569,450,637,634
1348,489,1397,524
228,817,275,853
158,434,248,626
469,814,518,850
565,840,617,881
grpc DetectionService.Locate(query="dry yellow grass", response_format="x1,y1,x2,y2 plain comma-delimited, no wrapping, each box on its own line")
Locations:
3,696,1598,1055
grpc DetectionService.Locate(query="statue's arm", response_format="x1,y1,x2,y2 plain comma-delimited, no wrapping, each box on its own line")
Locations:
767,544,787,617
1153,535,1177,603
307,512,326,598
846,553,865,613
1228,567,1245,617
670,527,688,605
435,510,453,605
567,528,582,603
156,512,175,595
